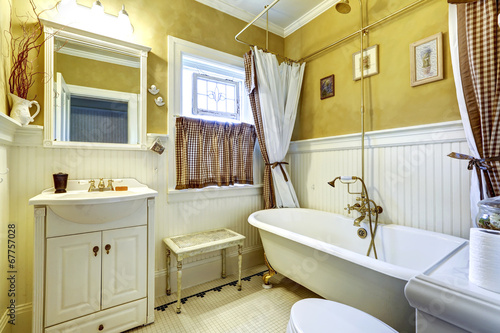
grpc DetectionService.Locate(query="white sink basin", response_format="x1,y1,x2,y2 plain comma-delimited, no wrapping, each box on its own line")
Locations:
29,179,158,224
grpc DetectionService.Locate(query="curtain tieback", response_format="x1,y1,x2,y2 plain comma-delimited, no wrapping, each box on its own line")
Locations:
266,162,289,182
448,152,500,199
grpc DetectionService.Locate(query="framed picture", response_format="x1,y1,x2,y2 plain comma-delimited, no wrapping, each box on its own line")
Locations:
352,45,379,81
320,75,335,100
410,32,443,87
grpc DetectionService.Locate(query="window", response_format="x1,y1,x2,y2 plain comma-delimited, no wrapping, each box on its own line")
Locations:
176,46,251,124
192,73,240,120
167,36,262,198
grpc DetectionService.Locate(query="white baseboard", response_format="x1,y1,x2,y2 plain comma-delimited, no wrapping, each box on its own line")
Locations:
154,245,264,297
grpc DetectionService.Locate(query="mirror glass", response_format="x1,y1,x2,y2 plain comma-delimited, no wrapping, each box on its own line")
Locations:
52,36,141,144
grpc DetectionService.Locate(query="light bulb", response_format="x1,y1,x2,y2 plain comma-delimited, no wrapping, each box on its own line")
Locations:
91,0,104,16
117,4,134,35
57,0,77,15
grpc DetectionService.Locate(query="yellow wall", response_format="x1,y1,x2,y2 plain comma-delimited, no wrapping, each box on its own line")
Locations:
286,0,460,140
0,1,12,332
11,0,284,133
54,53,140,94
1,0,10,115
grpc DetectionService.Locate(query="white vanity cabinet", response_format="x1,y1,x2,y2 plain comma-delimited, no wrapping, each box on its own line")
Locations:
45,226,147,327
29,179,157,333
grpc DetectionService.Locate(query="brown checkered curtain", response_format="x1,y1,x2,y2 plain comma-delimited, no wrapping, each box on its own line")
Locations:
244,51,275,209
175,117,256,189
454,0,500,198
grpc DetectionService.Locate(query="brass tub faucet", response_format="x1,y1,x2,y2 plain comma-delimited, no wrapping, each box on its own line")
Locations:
88,178,114,192
328,176,383,258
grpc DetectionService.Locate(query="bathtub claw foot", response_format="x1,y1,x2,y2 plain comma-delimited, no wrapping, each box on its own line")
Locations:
262,253,276,288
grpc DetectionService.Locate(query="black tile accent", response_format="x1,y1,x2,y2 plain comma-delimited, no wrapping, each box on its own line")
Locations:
155,270,266,312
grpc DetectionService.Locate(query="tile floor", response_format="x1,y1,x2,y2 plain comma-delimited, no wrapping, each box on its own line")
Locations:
127,265,320,333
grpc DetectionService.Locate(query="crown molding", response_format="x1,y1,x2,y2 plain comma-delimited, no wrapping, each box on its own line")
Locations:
197,0,339,39
196,0,285,37
284,0,338,37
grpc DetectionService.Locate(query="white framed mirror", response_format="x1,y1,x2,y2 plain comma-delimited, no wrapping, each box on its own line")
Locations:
42,19,151,149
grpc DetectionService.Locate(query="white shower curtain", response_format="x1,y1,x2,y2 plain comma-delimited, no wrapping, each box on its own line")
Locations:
252,47,306,208
449,5,482,223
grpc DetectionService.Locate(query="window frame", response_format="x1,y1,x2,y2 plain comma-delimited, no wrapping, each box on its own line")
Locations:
167,36,262,200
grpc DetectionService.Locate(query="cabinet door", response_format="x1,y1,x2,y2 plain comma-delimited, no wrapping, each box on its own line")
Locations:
46,232,101,327
101,226,147,309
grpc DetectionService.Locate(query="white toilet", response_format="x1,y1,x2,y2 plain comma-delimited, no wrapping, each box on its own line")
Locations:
286,299,398,333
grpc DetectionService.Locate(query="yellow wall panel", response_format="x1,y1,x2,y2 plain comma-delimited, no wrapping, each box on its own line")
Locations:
286,0,460,140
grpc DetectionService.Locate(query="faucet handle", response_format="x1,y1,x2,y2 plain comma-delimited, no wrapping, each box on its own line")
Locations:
107,179,114,190
88,179,96,192
345,204,353,214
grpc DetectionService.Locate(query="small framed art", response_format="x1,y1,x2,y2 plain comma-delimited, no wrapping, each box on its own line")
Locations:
352,45,379,81
410,32,443,87
320,75,335,100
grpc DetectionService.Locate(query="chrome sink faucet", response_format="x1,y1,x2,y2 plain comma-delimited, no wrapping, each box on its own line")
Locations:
88,178,114,192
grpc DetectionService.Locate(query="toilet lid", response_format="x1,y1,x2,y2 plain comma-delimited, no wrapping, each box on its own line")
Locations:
288,299,397,333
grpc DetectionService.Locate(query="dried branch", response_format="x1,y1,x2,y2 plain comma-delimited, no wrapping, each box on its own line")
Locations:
6,0,54,100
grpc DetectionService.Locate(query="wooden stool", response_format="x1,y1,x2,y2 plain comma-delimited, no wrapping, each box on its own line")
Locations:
163,228,245,313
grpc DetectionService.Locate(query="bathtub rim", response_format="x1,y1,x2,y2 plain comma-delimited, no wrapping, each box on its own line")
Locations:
248,208,468,281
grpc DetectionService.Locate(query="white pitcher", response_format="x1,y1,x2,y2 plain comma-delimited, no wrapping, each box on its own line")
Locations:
9,93,40,126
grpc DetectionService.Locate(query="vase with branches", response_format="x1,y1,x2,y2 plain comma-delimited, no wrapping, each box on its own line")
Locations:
4,0,56,124
5,0,53,100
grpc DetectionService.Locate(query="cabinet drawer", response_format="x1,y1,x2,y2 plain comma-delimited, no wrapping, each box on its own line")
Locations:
45,299,147,333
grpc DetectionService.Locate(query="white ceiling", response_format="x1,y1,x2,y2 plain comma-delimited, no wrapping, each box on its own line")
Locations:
196,0,339,38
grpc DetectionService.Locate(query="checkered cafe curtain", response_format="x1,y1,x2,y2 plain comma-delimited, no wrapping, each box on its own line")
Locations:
175,117,257,189
452,0,500,199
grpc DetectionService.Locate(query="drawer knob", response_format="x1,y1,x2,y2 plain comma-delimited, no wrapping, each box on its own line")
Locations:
93,246,99,257
98,324,104,331
105,244,111,254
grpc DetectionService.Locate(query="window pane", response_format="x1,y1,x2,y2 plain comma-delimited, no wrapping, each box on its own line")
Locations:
198,94,207,110
227,86,234,99
197,79,207,92
226,100,234,114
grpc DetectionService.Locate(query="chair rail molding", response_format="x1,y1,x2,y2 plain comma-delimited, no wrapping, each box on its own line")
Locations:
289,120,466,153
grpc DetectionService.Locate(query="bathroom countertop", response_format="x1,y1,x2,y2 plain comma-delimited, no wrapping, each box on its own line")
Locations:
405,245,500,332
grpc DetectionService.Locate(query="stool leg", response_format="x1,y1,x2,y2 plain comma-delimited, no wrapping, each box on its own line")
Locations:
221,249,226,278
166,249,171,296
237,245,243,291
176,260,182,314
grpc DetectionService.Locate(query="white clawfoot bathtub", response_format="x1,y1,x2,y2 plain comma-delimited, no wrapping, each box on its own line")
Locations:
248,208,467,333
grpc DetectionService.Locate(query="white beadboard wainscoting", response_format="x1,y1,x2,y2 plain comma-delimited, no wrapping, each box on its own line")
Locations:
5,125,264,327
289,121,472,239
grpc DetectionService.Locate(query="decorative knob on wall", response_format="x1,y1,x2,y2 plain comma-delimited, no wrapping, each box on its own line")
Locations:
155,96,165,107
148,84,159,95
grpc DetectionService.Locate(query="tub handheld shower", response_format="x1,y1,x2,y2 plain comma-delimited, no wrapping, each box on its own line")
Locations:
328,176,383,258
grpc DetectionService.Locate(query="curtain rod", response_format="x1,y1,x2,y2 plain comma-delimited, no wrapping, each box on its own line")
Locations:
235,0,428,63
